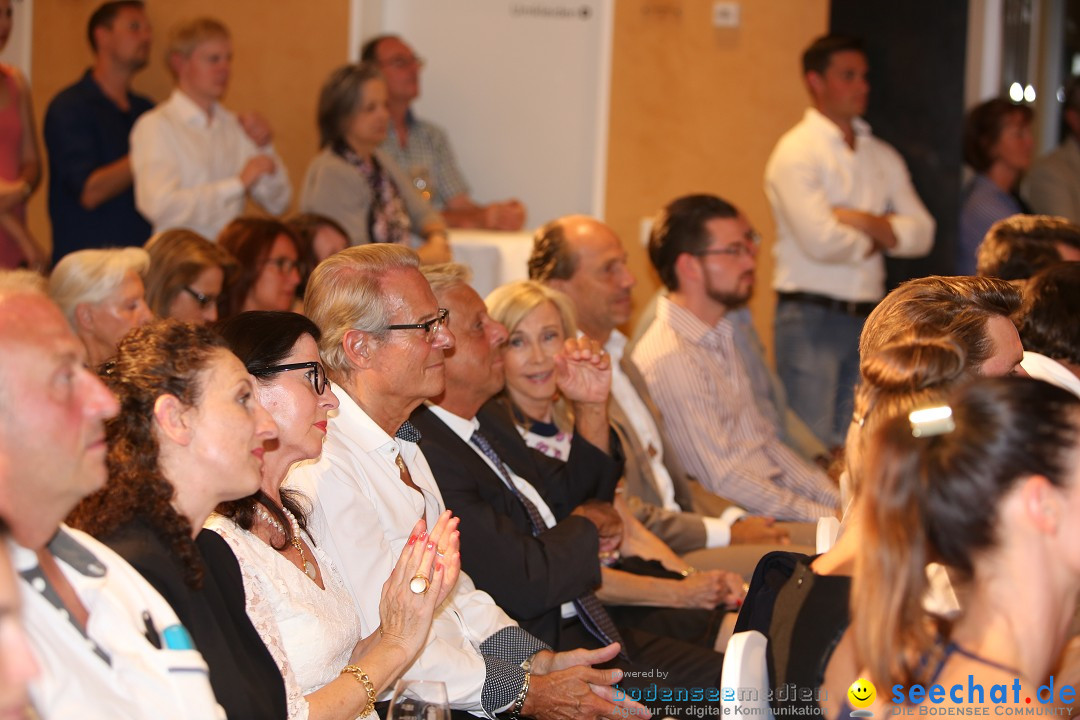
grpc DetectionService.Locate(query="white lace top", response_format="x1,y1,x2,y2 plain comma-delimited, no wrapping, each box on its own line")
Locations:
205,514,366,720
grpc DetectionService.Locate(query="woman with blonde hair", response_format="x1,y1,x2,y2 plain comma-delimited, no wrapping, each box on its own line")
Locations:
486,279,744,634
485,280,579,454
47,246,153,366
144,228,235,325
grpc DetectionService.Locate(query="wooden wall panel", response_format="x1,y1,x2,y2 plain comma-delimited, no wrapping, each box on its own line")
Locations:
606,0,829,355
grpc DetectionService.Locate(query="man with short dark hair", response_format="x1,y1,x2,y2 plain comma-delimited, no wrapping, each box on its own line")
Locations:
44,1,154,262
632,195,840,521
976,214,1080,281
1023,75,1080,223
361,34,526,231
765,34,934,449
0,269,223,719
289,245,644,720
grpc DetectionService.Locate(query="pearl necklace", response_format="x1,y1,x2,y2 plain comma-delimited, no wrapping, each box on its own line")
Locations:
256,504,318,580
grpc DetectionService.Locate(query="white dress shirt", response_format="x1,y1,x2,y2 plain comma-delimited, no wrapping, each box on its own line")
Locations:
287,385,520,714
632,297,840,522
765,108,934,302
1020,351,1080,398
14,527,223,720
607,331,679,512
130,89,292,238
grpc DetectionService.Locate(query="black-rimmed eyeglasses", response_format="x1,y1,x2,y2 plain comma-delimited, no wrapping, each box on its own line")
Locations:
182,285,218,308
385,307,449,342
251,361,329,395
692,230,761,260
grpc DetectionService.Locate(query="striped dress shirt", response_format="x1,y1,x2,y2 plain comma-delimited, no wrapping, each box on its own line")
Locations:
631,296,840,521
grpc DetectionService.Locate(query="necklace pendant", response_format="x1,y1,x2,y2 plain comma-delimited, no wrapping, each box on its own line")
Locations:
304,561,317,580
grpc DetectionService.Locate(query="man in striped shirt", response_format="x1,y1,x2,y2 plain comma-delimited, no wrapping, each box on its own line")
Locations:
632,195,840,522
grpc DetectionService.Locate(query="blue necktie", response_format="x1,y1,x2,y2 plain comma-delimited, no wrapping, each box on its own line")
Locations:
469,429,628,659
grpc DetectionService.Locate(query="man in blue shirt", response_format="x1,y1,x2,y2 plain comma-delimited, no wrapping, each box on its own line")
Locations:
44,1,153,264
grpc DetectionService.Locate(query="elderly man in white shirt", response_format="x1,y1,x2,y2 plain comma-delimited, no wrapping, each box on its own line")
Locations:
765,34,934,450
288,244,647,720
130,18,290,239
0,269,224,720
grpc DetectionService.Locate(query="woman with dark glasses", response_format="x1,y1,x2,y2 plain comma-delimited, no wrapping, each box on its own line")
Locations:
217,218,304,320
211,311,460,720
144,228,236,325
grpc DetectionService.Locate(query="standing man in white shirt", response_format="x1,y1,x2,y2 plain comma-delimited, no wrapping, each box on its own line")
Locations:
0,270,224,720
288,244,647,720
765,34,934,449
130,17,291,239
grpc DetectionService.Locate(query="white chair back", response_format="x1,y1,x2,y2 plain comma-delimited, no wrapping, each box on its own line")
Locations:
721,630,774,719
816,516,841,554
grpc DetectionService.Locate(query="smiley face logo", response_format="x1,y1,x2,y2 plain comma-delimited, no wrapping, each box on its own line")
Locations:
848,678,876,709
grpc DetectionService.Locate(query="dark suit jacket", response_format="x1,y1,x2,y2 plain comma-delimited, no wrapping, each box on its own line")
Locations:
101,519,288,720
411,400,622,648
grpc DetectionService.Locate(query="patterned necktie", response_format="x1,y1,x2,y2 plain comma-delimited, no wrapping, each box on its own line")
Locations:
469,429,628,659
395,420,422,443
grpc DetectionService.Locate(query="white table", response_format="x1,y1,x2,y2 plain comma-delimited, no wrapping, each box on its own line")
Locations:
448,229,534,299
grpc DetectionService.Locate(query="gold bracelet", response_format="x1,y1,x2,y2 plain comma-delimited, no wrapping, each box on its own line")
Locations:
341,664,377,717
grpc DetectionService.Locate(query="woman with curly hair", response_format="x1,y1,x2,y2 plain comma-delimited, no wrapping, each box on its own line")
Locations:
211,310,460,720
67,319,286,719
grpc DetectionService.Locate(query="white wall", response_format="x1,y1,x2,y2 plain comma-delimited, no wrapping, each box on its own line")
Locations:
351,0,613,226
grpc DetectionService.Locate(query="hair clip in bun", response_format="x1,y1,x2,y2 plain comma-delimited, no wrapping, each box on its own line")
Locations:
909,405,955,438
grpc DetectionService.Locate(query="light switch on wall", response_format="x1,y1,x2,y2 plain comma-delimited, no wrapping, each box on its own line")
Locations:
712,1,740,28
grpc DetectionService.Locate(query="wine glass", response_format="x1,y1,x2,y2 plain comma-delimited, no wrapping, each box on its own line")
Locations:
387,679,449,720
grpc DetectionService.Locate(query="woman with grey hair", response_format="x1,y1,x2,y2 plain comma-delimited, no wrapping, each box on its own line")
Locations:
47,247,153,366
299,62,450,264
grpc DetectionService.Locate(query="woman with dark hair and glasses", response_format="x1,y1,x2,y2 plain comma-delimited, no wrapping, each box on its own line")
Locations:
67,320,285,719
210,310,460,720
217,217,303,320
144,228,236,325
